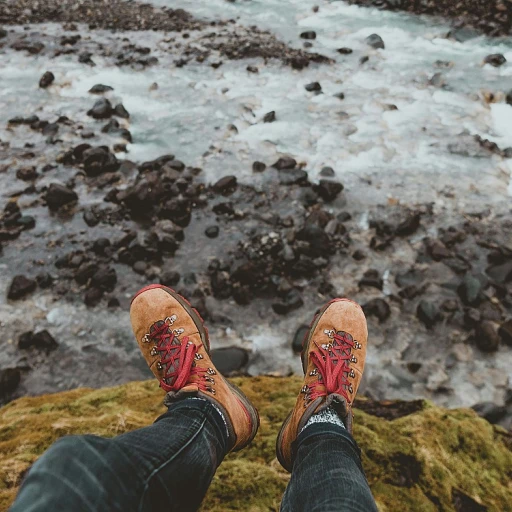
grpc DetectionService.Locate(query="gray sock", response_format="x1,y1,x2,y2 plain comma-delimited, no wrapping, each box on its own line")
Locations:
300,406,346,435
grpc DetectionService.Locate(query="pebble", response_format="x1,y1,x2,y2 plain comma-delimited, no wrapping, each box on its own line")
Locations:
305,82,322,92
89,84,114,94
315,179,344,202
252,161,266,173
160,270,181,287
475,321,500,352
365,33,385,49
45,183,78,210
300,31,316,40
18,330,58,352
417,300,441,328
457,274,482,306
39,71,55,88
8,275,37,300
263,111,276,123
337,47,353,54
210,347,249,375
292,325,309,353
272,156,297,170
205,225,220,238
87,98,114,119
114,103,130,119
363,298,391,322
213,175,237,195
359,269,383,290
483,54,506,67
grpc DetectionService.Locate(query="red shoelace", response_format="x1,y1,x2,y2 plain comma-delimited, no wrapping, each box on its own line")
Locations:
148,321,207,393
309,331,355,403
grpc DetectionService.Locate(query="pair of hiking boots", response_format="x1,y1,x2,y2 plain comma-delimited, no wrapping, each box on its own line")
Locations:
131,285,368,472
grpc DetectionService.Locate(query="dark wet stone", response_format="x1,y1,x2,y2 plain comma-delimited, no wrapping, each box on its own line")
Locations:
395,211,421,236
441,299,459,313
18,330,58,352
334,92,345,100
464,308,481,329
89,84,114,94
114,103,130,119
91,267,117,291
205,225,220,238
506,90,512,106
272,156,297,170
417,300,441,328
73,143,92,162
87,98,114,119
83,208,100,227
429,240,451,260
213,175,237,195
486,260,512,284
319,166,335,177
0,368,21,396
247,65,259,73
354,398,425,420
84,287,104,307
365,33,385,49
75,262,100,285
91,238,111,255
305,82,322,92
108,297,120,308
42,122,59,138
315,179,344,202
11,39,44,54
45,183,78,210
78,51,95,65
160,270,181,287
352,249,366,261
39,71,55,88
395,268,424,288
263,111,276,123
471,402,508,424
292,325,309,353
279,168,308,185
458,274,482,306
483,54,506,67
429,72,445,87
17,216,35,230
363,298,391,322
475,321,500,352
8,275,37,300
0,28,7,39
498,319,512,347
36,272,53,289
210,347,249,375
83,147,120,176
252,161,266,173
16,167,38,181
337,47,353,54
133,261,147,275
407,362,422,374
272,289,304,315
359,269,383,290
300,30,316,40
101,118,120,134
165,160,185,172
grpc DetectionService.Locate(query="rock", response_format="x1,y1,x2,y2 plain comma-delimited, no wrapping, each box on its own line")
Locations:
84,288,103,307
210,347,249,375
483,54,506,67
39,71,55,88
486,261,512,284
36,272,53,289
457,274,482,306
247,66,259,73
133,261,147,275
464,308,481,329
16,167,38,181
472,402,508,424
366,34,385,49
506,90,512,106
272,157,297,170
352,249,366,261
300,31,316,40
429,72,445,87
45,183,78,210
305,82,322,92
114,103,130,119
292,325,309,353
0,28,7,39
83,209,100,227
272,289,304,315
363,298,391,323
213,175,237,195
359,269,383,290
498,319,512,346
475,321,500,352
417,300,441,328
334,92,345,100
160,270,180,287
18,330,58,352
101,118,120,134
278,168,308,185
429,240,451,260
89,84,114,94
395,211,421,236
252,161,266,173
0,368,21,396
395,268,423,288
263,111,276,123
337,47,353,54
319,166,335,177
83,147,119,176
315,179,343,202
87,98,113,119
91,267,117,291
6,274,35,302
205,226,220,238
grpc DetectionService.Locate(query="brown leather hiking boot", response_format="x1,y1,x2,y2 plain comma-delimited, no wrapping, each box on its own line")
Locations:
130,284,259,451
276,298,368,471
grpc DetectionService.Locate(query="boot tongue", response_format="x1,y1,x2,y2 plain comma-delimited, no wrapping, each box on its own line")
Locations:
150,321,184,387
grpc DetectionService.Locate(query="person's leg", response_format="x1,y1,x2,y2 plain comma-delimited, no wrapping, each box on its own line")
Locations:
11,397,229,512
280,423,378,512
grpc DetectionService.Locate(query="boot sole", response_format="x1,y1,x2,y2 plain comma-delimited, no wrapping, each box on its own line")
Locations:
276,298,361,471
132,284,259,450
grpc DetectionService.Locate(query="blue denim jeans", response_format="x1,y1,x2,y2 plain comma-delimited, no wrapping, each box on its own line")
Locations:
11,398,377,512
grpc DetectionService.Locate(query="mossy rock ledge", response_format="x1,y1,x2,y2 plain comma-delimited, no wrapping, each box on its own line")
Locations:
0,376,511,511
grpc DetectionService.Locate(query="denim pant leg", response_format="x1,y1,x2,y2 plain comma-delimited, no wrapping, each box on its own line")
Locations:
280,423,378,512
10,398,229,512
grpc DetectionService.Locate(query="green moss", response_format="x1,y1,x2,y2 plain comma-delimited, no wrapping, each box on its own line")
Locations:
0,377,511,512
